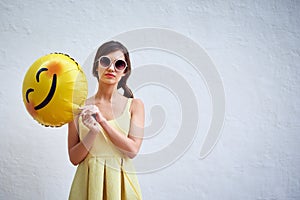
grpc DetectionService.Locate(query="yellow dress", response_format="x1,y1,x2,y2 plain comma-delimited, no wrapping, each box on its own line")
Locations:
69,98,142,200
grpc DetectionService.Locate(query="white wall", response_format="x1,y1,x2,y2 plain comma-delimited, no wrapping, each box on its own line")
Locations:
1,0,300,199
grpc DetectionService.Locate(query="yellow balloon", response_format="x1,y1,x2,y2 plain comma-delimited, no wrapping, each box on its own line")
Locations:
22,53,88,127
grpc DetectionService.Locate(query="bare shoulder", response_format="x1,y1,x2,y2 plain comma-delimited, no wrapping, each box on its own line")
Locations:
132,98,144,106
130,98,144,112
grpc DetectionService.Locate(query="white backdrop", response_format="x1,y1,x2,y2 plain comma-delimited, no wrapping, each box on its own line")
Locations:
0,0,299,199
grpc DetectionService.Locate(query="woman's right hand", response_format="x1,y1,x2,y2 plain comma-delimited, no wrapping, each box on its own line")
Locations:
80,106,101,134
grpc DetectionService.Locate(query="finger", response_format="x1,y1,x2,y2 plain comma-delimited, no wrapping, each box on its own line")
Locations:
80,105,98,110
86,117,93,123
85,117,97,127
80,107,98,115
81,112,88,118
81,109,95,116
79,105,94,109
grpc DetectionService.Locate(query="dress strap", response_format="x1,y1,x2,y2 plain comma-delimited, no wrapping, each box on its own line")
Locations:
126,98,133,114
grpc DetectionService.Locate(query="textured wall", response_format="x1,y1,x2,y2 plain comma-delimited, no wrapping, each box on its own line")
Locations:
1,0,300,199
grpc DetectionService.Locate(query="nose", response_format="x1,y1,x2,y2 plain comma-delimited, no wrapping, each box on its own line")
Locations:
107,62,115,71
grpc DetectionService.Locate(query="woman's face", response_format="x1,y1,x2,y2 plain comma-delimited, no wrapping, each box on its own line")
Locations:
96,50,127,85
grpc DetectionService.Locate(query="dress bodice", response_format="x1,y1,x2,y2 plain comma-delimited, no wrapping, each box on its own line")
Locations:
78,98,133,157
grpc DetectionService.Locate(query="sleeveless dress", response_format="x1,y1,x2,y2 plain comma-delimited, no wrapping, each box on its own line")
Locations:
68,98,142,200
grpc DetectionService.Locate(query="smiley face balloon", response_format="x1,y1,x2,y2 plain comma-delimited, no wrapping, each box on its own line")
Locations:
22,53,88,127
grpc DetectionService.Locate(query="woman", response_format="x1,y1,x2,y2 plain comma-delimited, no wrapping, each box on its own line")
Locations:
68,41,144,200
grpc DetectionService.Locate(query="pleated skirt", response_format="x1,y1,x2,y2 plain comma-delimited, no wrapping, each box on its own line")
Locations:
68,155,142,200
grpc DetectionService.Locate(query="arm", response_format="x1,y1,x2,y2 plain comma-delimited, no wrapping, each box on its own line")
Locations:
67,116,99,166
98,98,145,159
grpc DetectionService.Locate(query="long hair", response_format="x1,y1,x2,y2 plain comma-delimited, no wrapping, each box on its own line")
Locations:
92,41,134,98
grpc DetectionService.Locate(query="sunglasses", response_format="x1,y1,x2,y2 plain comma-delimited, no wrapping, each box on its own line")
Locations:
96,56,127,72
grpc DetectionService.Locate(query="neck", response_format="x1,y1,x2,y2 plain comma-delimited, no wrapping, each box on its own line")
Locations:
95,82,119,102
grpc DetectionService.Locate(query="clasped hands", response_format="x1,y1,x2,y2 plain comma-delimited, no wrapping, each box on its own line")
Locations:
79,105,106,134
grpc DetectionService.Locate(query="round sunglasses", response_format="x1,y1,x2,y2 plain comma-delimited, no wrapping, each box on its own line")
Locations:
96,56,127,72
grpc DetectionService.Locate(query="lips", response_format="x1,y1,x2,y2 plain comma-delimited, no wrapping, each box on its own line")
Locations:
105,73,115,77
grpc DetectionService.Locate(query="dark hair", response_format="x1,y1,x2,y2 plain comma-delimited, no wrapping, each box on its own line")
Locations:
92,41,134,98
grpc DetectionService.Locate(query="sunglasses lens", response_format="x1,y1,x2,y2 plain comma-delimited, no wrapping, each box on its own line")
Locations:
99,57,111,67
115,60,126,70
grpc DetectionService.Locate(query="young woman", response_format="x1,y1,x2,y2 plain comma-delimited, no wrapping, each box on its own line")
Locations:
68,41,144,200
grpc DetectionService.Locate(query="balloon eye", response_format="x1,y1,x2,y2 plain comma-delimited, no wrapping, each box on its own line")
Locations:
36,68,48,82
26,88,34,103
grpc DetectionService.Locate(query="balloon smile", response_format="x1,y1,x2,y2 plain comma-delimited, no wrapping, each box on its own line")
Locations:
25,67,57,110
